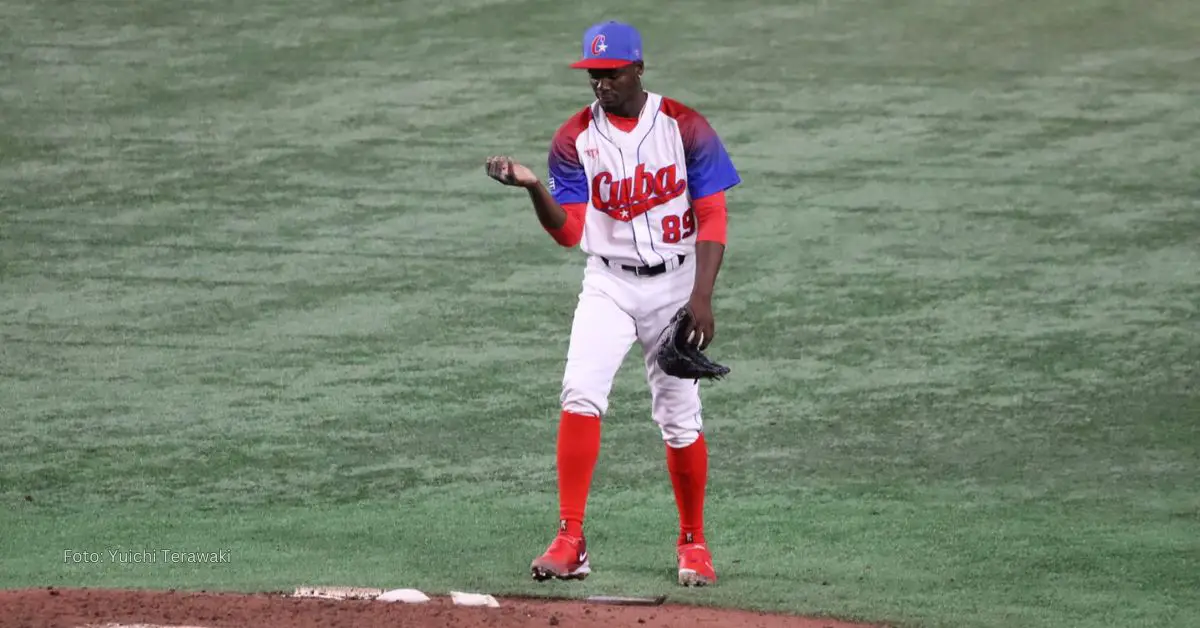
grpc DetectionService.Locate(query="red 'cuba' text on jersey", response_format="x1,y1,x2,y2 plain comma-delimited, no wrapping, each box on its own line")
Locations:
545,92,740,266
591,163,687,220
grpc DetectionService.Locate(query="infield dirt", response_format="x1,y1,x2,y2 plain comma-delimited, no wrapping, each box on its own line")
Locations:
0,587,888,628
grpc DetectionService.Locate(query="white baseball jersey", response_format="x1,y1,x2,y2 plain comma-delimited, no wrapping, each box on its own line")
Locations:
546,91,741,267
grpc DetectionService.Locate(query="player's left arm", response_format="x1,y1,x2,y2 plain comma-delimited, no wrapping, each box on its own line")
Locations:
680,110,740,350
687,195,727,350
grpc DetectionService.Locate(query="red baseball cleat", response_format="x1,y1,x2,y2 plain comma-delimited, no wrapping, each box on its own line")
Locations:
676,539,716,586
531,532,590,581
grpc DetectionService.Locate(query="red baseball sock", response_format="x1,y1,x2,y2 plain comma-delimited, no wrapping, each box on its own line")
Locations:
666,433,708,546
557,410,601,538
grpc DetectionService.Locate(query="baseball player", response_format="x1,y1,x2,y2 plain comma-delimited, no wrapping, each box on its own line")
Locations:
484,20,740,587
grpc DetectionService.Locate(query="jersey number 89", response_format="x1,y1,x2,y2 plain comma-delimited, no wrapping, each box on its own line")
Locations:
661,208,696,244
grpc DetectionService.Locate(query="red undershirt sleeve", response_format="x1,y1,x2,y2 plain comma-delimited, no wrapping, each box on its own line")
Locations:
545,202,587,247
692,191,728,245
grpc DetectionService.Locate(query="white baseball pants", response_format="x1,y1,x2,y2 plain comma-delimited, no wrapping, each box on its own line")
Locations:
559,254,703,448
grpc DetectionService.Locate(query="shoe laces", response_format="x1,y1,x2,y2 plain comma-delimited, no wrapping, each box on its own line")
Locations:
678,543,711,564
549,533,583,552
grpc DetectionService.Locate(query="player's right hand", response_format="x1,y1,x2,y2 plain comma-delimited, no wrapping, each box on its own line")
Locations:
485,156,539,188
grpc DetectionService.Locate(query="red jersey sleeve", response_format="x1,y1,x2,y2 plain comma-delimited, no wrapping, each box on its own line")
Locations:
692,191,727,245
545,202,587,247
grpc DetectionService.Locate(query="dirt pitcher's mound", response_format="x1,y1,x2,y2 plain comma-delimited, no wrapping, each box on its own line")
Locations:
0,587,888,628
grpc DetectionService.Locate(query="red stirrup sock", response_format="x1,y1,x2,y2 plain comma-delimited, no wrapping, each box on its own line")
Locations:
667,433,709,546
557,410,601,537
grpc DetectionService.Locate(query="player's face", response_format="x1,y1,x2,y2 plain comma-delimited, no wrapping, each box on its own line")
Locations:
588,63,642,112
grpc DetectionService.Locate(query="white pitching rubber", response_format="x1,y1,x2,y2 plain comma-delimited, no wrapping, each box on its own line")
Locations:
376,588,431,603
291,586,384,600
450,591,500,607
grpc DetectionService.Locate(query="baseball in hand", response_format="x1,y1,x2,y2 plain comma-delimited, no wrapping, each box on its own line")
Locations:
485,155,539,188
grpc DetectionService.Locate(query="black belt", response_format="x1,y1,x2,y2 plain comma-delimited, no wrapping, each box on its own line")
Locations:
601,254,686,277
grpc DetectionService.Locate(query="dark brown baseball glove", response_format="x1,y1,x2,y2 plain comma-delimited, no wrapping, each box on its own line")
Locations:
654,306,731,381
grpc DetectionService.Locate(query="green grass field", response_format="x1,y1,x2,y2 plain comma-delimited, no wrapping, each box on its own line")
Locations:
2,1,1198,627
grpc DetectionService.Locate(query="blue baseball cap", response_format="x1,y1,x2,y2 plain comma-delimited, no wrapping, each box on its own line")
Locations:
570,21,643,69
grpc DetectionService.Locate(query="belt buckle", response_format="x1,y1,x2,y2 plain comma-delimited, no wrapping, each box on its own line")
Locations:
602,255,684,277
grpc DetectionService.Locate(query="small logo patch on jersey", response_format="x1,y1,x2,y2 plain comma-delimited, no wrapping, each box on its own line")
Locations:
591,163,687,221
547,175,556,192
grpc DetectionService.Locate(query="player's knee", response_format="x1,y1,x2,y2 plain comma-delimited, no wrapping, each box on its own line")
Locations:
659,419,702,448
560,381,607,418
661,426,701,449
